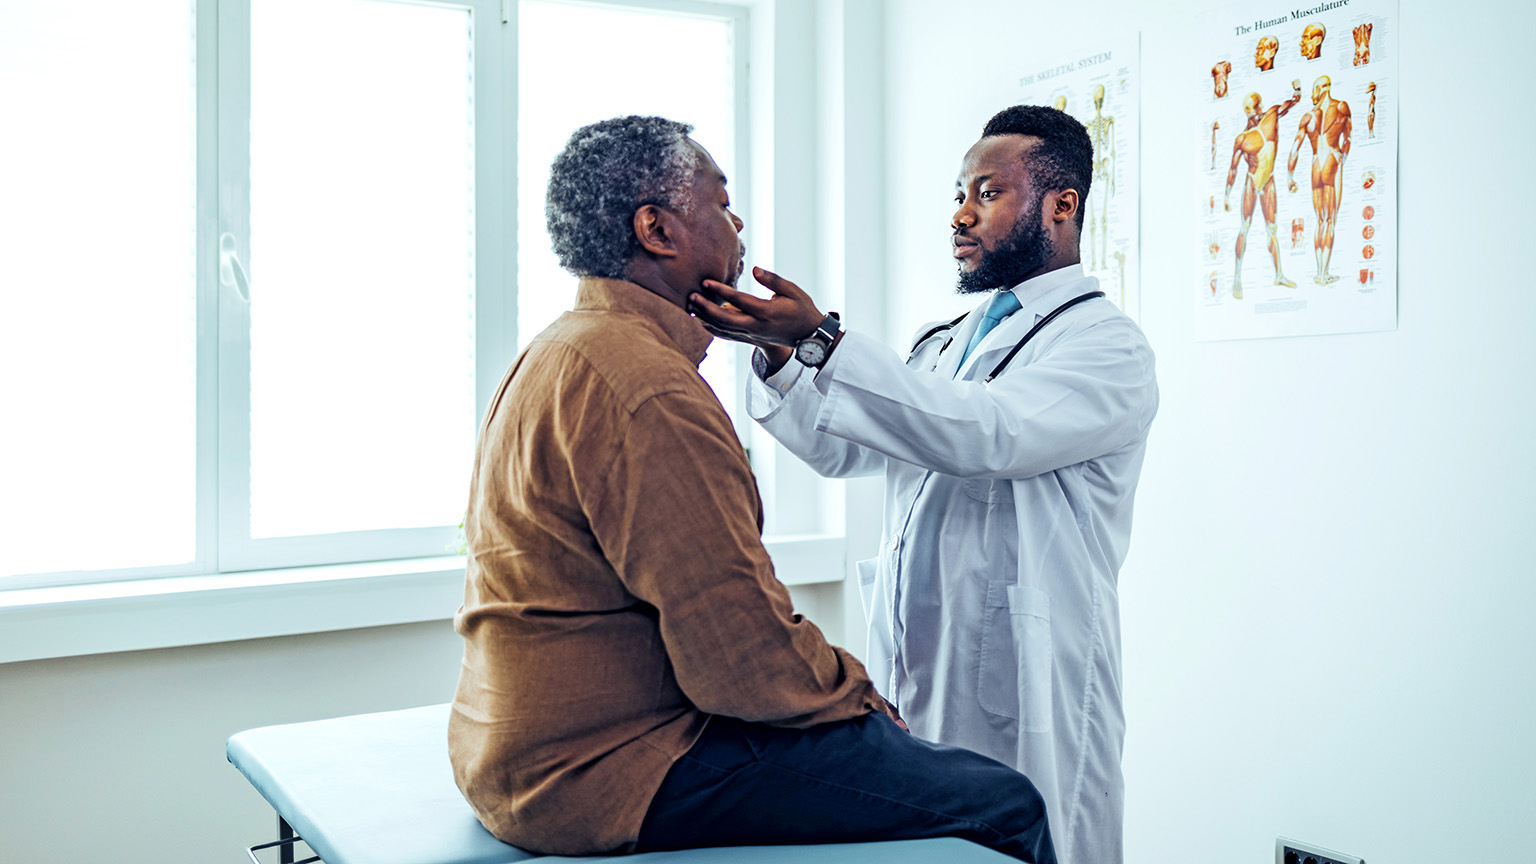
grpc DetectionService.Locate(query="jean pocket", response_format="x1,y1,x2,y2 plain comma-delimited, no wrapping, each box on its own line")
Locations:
977,581,1054,732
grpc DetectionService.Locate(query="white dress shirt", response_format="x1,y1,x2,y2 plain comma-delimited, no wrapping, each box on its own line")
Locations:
747,264,1158,864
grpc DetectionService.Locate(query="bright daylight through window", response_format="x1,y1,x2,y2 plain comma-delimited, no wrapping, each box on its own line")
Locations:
0,0,199,579
246,0,476,542
517,0,743,421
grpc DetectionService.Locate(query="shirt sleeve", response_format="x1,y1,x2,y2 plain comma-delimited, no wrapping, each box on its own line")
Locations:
585,388,894,728
811,318,1158,479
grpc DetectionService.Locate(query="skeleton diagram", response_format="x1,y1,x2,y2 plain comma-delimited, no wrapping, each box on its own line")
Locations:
1367,82,1377,138
1112,250,1126,309
1287,75,1352,284
1084,83,1116,272
1224,80,1303,298
1300,23,1326,60
1053,94,1068,112
1353,23,1373,66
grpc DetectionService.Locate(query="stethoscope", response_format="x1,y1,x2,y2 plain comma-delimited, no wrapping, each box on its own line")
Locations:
908,291,1105,383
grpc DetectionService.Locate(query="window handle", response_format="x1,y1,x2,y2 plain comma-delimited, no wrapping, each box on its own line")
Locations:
219,232,251,301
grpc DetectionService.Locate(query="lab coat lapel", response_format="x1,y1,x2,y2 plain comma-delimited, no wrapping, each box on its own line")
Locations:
954,295,1034,380
937,303,987,379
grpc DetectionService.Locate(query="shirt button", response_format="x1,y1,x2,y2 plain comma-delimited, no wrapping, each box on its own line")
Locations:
888,534,901,551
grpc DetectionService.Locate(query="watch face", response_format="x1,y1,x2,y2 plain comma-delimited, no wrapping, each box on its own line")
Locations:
796,339,828,367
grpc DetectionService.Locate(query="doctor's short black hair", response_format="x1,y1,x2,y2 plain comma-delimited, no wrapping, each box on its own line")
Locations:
545,115,700,278
981,105,1093,229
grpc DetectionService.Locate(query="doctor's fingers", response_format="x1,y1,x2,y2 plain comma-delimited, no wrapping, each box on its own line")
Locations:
698,279,771,315
698,320,776,347
750,267,813,303
689,293,774,333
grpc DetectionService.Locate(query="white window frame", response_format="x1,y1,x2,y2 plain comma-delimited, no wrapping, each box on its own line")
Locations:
215,0,514,571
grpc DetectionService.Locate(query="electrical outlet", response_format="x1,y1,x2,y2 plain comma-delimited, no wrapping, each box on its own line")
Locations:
1276,836,1365,864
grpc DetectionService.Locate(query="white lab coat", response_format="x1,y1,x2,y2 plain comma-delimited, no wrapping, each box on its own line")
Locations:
746,265,1157,864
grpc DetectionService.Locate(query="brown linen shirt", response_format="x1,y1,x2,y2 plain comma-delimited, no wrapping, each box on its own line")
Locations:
449,277,893,856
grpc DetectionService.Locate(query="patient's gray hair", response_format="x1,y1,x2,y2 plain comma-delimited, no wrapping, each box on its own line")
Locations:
545,115,700,278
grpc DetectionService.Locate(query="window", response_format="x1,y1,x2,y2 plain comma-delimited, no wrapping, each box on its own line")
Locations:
222,0,497,571
1,0,512,587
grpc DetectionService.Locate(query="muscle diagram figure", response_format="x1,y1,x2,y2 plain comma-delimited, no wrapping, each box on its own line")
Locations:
1255,36,1279,71
1085,83,1116,271
1211,121,1220,169
1353,23,1372,66
1367,82,1377,138
1212,60,1232,98
1300,23,1326,60
1292,217,1305,248
1225,80,1304,298
1288,75,1352,284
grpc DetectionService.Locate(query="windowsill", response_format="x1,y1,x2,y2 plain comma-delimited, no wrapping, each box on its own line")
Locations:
0,534,845,665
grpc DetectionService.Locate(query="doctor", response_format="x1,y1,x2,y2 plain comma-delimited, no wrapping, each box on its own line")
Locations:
689,105,1157,864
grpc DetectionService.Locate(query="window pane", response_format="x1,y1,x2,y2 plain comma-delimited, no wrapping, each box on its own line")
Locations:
249,0,476,539
518,1,738,418
0,0,198,577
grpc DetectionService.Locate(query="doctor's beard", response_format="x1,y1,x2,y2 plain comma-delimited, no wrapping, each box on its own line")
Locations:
956,191,1054,295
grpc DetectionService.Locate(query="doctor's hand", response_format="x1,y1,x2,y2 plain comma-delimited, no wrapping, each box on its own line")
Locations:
690,267,825,350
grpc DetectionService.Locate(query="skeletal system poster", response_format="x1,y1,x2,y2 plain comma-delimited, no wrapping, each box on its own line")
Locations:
1197,0,1396,340
1011,37,1140,321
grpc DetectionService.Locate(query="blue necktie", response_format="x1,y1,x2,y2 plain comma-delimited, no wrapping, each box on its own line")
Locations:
957,290,1022,370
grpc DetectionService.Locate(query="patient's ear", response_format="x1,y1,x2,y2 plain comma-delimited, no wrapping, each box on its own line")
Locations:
633,204,680,258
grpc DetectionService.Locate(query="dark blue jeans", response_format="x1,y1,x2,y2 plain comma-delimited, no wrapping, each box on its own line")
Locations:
635,713,1055,863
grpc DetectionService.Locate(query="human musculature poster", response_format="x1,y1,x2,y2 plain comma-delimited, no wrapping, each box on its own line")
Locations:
1010,36,1141,321
1197,0,1397,340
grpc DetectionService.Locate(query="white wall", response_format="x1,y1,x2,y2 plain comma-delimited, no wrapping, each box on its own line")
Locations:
880,0,1536,860
0,622,464,864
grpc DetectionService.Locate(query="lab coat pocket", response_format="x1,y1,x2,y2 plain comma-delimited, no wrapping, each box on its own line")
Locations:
977,581,1053,732
856,557,879,625
963,478,1014,505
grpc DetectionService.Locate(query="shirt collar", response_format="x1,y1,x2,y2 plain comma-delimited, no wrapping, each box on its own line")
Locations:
574,277,713,367
1003,263,1094,322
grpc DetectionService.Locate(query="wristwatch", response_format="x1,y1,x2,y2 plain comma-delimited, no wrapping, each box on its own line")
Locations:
794,312,842,368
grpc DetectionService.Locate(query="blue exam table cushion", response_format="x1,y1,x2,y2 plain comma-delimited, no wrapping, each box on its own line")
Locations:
227,704,537,864
227,704,1019,864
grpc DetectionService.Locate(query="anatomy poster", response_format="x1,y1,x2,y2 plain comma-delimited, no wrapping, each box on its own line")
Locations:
1197,0,1397,341
1011,36,1140,321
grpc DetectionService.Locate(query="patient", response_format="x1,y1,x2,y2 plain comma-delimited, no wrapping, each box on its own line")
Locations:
449,114,1056,863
